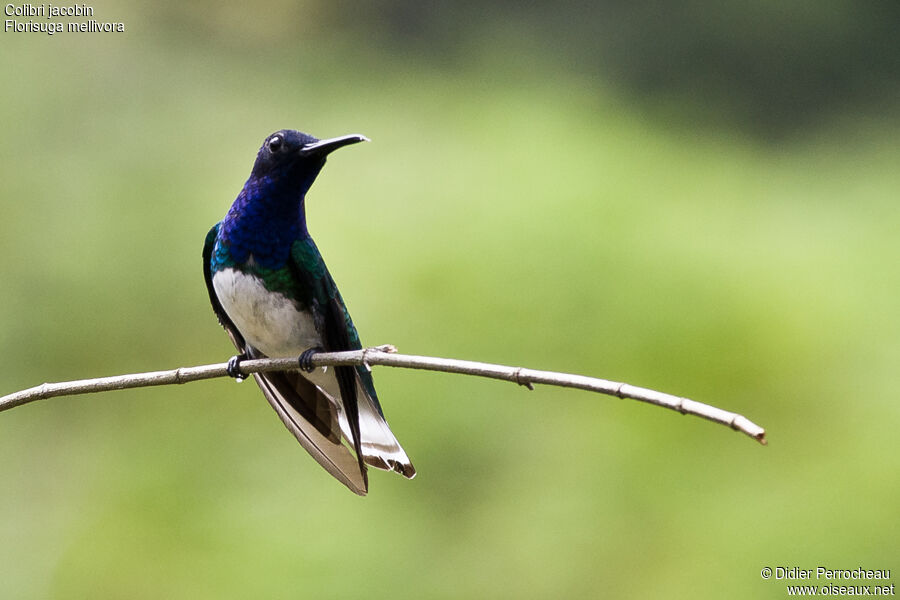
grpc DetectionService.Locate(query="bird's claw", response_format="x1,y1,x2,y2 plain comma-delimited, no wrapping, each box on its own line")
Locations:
298,347,323,373
227,353,247,381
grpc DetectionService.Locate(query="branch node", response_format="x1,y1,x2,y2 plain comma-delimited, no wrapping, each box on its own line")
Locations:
361,347,374,372
513,367,534,390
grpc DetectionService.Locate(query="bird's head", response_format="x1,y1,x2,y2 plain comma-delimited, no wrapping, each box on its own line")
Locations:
249,129,369,191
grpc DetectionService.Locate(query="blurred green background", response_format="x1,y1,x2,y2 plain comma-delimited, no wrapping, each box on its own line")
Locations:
1,1,898,598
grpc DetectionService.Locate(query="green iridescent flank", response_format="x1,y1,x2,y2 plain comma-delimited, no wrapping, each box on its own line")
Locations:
292,239,362,349
291,239,327,279
253,264,300,298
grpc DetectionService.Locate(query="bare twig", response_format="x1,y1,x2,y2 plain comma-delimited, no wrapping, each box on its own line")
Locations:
0,345,766,444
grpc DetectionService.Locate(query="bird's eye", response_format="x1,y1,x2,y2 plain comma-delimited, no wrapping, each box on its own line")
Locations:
268,135,283,153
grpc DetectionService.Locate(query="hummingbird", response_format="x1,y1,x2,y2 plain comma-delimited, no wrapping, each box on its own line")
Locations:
202,129,415,495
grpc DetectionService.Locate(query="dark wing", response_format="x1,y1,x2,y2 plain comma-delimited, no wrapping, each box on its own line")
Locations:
203,223,245,350
289,238,369,485
203,223,368,495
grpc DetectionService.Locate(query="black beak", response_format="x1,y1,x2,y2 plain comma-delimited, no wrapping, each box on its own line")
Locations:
300,134,369,157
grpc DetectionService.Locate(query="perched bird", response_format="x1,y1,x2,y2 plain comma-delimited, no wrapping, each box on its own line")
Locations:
203,129,415,495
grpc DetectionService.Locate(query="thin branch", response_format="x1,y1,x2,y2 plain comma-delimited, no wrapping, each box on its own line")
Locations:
0,345,766,444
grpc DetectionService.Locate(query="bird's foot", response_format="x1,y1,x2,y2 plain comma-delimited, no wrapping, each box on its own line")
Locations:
298,347,323,373
226,353,248,381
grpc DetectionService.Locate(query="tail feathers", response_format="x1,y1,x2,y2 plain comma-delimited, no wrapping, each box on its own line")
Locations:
250,354,414,490
338,377,416,479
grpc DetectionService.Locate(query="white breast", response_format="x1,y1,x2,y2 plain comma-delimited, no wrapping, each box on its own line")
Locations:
212,268,321,357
